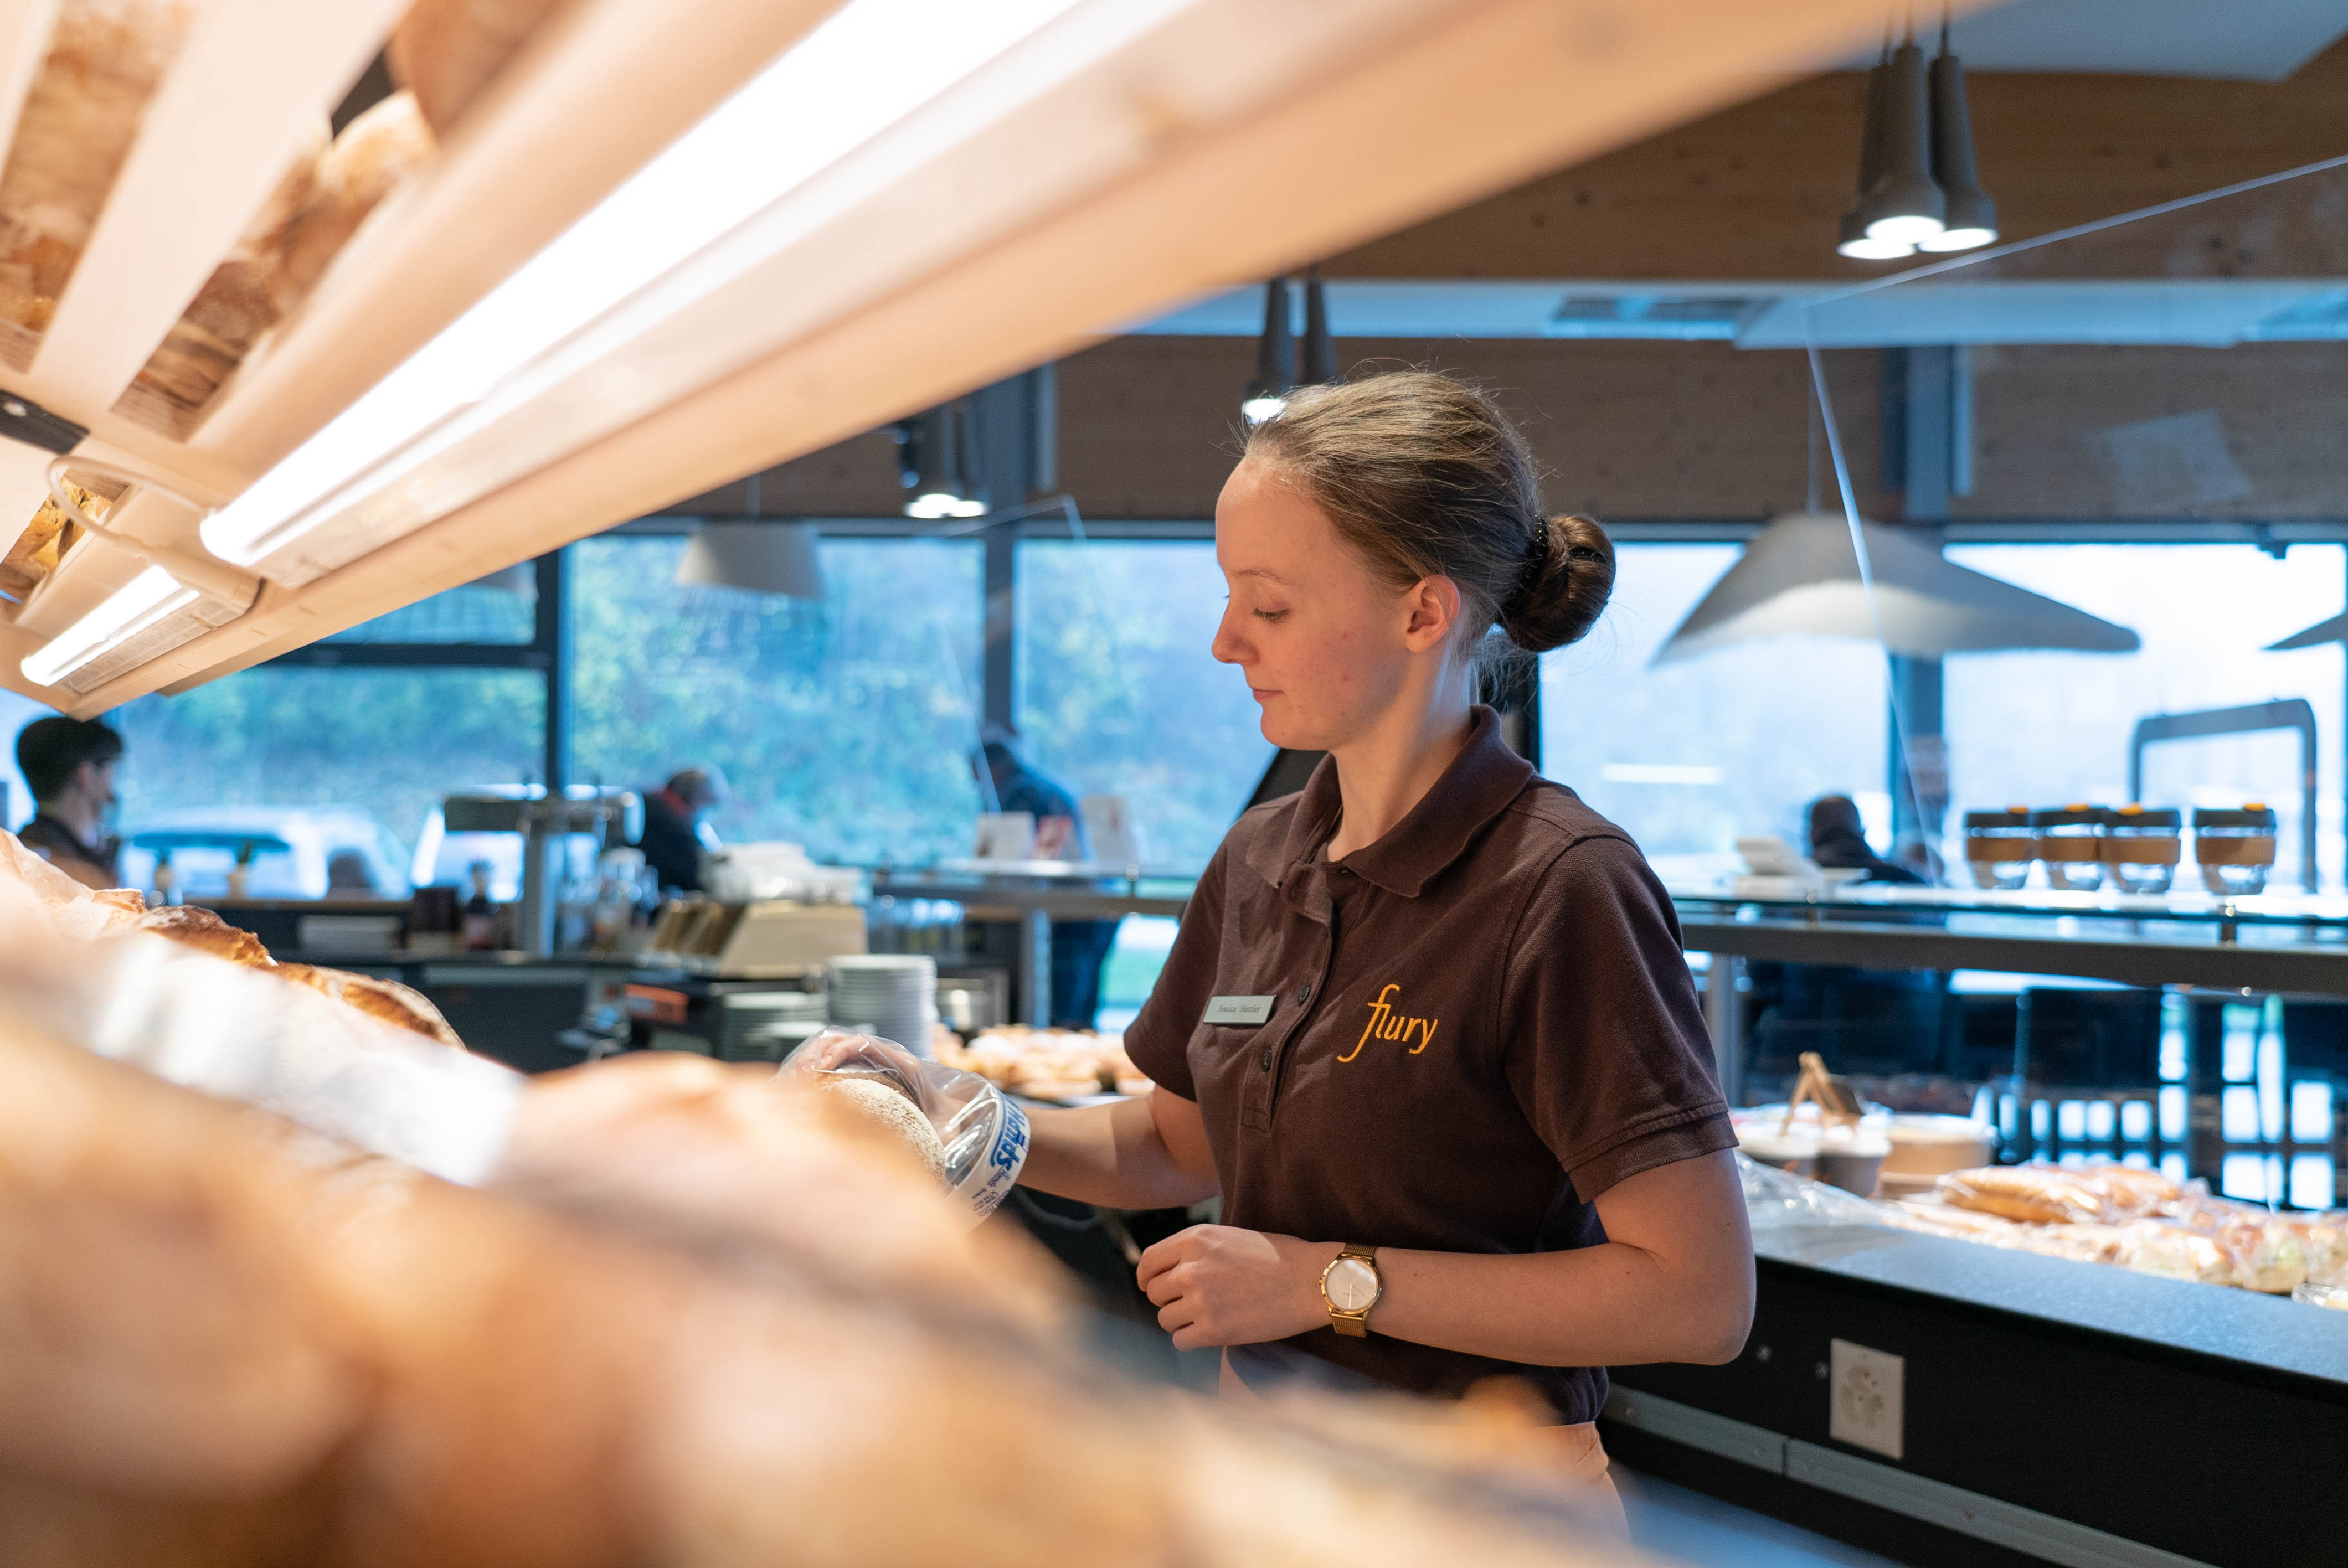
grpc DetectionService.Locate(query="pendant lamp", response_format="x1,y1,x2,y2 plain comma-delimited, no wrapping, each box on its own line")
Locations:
902,403,985,519
1836,55,1914,260
1302,265,1337,385
674,521,826,599
1855,38,1944,246
1653,512,2139,665
1919,22,1995,252
1241,276,1296,424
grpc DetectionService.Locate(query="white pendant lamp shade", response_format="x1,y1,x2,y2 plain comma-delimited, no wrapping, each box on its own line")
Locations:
2268,612,2348,651
674,521,826,600
1654,512,2139,665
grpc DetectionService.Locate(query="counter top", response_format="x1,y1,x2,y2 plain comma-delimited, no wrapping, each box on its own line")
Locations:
266,950,634,972
1756,1221,2348,1393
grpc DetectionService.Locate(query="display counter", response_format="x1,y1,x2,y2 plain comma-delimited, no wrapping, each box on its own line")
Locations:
1605,1218,2348,1567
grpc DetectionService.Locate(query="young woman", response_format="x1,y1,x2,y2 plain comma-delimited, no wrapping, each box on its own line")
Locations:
1018,371,1753,1518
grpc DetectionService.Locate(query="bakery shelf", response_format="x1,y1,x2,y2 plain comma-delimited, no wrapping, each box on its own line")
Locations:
0,0,1920,716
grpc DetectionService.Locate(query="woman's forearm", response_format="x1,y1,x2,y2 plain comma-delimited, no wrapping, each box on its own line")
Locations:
1018,1093,1219,1210
1367,1240,1749,1367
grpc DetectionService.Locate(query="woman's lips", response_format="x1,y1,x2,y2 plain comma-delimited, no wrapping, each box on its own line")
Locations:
1250,688,1278,704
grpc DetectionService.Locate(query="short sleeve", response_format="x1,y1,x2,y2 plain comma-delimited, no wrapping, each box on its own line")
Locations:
1501,835,1733,1200
1120,843,1229,1101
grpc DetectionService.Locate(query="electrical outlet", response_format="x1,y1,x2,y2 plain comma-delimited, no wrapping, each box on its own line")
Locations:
1828,1338,1904,1461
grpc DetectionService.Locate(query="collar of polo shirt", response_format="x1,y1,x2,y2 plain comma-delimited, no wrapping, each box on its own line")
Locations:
1244,705,1535,899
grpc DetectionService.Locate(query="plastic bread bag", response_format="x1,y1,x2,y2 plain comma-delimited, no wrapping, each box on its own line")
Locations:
0,897,521,1185
777,1025,1030,1225
1737,1152,1886,1231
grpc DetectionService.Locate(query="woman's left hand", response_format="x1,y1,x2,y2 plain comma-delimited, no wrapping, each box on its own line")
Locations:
1136,1225,1331,1350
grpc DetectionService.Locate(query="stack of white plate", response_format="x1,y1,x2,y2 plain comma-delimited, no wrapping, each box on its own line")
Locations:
826,955,938,1058
715,989,828,1064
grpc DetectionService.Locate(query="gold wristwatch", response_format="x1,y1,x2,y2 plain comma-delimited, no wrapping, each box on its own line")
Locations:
1319,1243,1381,1337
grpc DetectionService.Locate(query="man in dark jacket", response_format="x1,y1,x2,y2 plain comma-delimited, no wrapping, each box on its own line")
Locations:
14,716,123,889
980,733,1118,1029
635,766,727,895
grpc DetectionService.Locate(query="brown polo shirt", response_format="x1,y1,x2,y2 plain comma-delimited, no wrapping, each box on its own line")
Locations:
1124,706,1733,1422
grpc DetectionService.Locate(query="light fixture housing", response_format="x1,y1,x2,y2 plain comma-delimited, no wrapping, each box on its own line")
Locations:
673,520,826,599
19,564,252,693
1241,274,1296,424
1857,41,1944,244
198,0,1089,587
900,403,987,520
1917,45,1996,252
1302,264,1336,385
1836,211,1915,261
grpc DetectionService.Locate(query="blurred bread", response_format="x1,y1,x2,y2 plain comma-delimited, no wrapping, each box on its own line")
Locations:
122,130,324,424
816,1074,949,1185
277,963,465,1050
388,0,575,137
136,904,275,968
273,92,435,311
0,0,198,347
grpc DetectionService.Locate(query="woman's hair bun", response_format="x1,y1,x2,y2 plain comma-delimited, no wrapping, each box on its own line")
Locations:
1500,514,1614,653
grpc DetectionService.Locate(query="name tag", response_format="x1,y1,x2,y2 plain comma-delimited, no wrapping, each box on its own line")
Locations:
1203,994,1276,1026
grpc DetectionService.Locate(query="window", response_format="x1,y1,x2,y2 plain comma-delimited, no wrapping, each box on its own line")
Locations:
1538,543,1889,874
1940,543,2346,889
569,535,984,865
1015,539,1272,873
107,667,547,893
323,570,538,644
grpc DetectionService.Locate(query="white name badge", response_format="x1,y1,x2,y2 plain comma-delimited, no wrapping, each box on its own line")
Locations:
1203,994,1276,1025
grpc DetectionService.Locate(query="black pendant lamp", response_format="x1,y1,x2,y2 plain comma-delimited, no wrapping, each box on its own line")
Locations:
1241,275,1296,424
1301,265,1336,385
1835,51,1908,259
902,403,984,519
1919,18,1996,251
1856,32,1944,249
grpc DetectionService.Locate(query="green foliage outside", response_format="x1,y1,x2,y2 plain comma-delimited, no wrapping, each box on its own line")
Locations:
109,668,546,866
569,537,987,865
1015,541,1270,870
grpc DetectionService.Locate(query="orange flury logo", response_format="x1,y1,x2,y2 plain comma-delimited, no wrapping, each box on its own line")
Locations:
1339,983,1440,1062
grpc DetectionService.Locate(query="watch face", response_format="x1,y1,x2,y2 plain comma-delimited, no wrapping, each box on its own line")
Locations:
1326,1256,1378,1312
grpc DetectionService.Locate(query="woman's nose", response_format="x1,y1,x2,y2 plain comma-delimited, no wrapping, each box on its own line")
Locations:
1211,605,1247,666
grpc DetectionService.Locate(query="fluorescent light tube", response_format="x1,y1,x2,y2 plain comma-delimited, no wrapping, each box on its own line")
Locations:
202,0,1089,577
22,566,200,688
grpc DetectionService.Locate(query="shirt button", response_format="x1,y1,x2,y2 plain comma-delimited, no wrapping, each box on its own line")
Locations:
1295,983,1312,1005
1260,1046,1274,1072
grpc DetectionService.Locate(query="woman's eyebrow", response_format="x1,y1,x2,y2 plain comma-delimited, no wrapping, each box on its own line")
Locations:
1230,566,1292,585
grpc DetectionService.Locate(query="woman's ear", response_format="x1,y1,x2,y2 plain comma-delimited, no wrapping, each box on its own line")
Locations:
1399,575,1460,652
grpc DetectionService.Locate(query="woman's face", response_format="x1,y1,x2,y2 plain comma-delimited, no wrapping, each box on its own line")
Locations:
1211,457,1453,751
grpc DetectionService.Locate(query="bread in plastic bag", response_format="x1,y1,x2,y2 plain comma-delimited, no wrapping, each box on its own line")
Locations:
775,1025,1029,1225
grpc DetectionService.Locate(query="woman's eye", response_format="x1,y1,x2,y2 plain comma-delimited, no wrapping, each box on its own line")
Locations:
1253,608,1289,624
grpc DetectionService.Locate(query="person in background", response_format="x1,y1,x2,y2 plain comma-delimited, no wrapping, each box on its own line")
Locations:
14,716,124,890
979,727,1118,1029
1806,794,1925,885
635,765,728,895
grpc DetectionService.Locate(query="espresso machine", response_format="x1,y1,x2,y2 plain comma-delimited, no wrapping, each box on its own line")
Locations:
442,788,643,957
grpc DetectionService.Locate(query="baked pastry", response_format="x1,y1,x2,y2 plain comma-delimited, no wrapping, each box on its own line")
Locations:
0,0,199,356
1935,1163,2174,1226
276,963,465,1050
272,91,435,312
119,130,323,430
388,0,576,137
136,903,275,967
